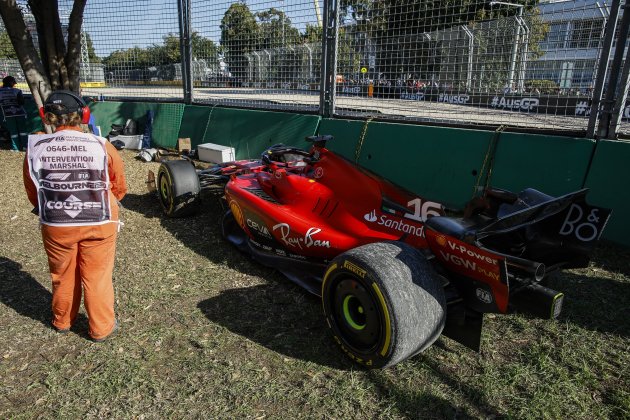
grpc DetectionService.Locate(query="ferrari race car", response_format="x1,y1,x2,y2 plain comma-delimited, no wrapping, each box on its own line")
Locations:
156,135,612,368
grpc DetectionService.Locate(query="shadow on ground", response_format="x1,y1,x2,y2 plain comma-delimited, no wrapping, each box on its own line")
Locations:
197,283,351,370
0,256,88,334
120,191,276,280
549,271,630,337
368,342,505,418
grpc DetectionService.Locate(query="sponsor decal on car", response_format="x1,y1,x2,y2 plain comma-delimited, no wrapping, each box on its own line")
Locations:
343,260,367,278
363,210,425,237
559,204,606,242
246,218,272,238
438,251,501,282
445,240,498,265
229,200,245,229
314,167,324,179
476,288,493,304
272,223,331,249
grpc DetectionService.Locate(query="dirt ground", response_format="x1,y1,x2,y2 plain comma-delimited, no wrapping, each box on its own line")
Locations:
1,146,628,418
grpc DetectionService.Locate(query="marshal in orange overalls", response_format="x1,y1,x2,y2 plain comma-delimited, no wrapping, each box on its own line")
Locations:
23,126,127,340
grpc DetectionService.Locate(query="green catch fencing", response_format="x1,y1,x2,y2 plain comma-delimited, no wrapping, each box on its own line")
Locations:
88,101,185,148
584,139,630,245
86,101,628,247
197,107,320,160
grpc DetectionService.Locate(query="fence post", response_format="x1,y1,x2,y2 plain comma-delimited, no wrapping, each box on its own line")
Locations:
605,5,630,139
319,0,339,118
177,0,193,104
587,0,621,138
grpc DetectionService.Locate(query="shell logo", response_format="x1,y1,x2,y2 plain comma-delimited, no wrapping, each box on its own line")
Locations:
436,235,447,247
230,200,245,228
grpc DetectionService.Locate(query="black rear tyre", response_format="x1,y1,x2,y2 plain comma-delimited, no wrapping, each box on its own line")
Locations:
322,241,446,368
157,160,201,217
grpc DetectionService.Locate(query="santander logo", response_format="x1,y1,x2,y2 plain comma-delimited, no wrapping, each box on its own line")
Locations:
364,210,377,222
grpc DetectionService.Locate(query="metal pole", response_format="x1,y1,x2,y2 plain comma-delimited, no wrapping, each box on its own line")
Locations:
313,0,323,28
177,0,193,104
507,9,522,92
587,0,621,138
319,0,339,117
490,2,524,92
609,40,630,138
462,25,474,91
516,16,529,92
598,2,630,138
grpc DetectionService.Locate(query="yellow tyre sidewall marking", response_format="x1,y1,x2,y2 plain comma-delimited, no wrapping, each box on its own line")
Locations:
321,263,338,294
159,168,174,214
371,282,391,357
322,261,392,359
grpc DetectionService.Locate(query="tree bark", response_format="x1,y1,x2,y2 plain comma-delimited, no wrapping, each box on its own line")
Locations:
66,0,87,92
0,0,51,107
0,0,87,104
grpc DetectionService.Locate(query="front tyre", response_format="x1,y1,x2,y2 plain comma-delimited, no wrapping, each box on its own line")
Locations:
157,160,201,217
322,241,446,368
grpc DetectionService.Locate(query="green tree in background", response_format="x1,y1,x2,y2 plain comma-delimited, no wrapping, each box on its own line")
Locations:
302,24,322,44
0,0,88,108
338,0,544,85
102,32,218,76
220,2,259,81
0,30,18,59
255,8,300,49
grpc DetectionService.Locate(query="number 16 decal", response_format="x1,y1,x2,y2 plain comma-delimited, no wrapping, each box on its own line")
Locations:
404,198,444,222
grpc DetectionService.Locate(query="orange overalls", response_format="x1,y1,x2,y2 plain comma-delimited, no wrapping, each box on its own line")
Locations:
23,126,127,339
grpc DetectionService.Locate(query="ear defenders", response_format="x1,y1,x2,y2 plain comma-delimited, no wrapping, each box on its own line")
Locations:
39,90,91,124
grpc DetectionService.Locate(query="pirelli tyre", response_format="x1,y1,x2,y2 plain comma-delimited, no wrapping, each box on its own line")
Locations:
322,241,446,368
157,160,201,217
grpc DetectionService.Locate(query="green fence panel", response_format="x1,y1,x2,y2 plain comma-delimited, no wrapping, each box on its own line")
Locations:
355,122,493,209
584,139,630,246
23,98,44,133
490,132,595,196
178,105,213,148
202,108,320,159
317,119,365,160
89,101,184,148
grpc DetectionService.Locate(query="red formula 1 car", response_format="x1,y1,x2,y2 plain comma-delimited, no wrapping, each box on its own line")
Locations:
157,135,612,368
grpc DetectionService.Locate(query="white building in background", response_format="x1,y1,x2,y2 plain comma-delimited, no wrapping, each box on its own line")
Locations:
528,0,622,91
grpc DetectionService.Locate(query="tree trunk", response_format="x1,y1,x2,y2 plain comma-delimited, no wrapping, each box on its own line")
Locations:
66,0,87,92
0,0,51,108
0,0,87,103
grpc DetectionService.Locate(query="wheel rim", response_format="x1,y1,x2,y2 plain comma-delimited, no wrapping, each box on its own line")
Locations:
158,171,173,210
332,276,381,351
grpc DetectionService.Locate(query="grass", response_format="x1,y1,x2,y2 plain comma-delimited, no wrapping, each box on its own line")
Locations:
1,146,628,419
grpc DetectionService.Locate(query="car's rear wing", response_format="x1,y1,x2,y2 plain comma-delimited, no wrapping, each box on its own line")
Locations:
476,188,612,269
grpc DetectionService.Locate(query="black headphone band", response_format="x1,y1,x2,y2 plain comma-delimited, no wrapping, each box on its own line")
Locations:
63,91,87,108
44,91,87,114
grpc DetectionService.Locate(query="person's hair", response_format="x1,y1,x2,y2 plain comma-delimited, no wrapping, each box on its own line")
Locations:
2,75,17,87
43,106,82,128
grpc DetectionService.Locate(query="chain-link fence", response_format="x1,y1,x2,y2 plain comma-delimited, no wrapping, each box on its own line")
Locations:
331,0,621,133
187,0,323,112
3,0,630,136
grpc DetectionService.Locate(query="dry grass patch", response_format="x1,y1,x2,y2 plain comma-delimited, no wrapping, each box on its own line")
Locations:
1,146,628,418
